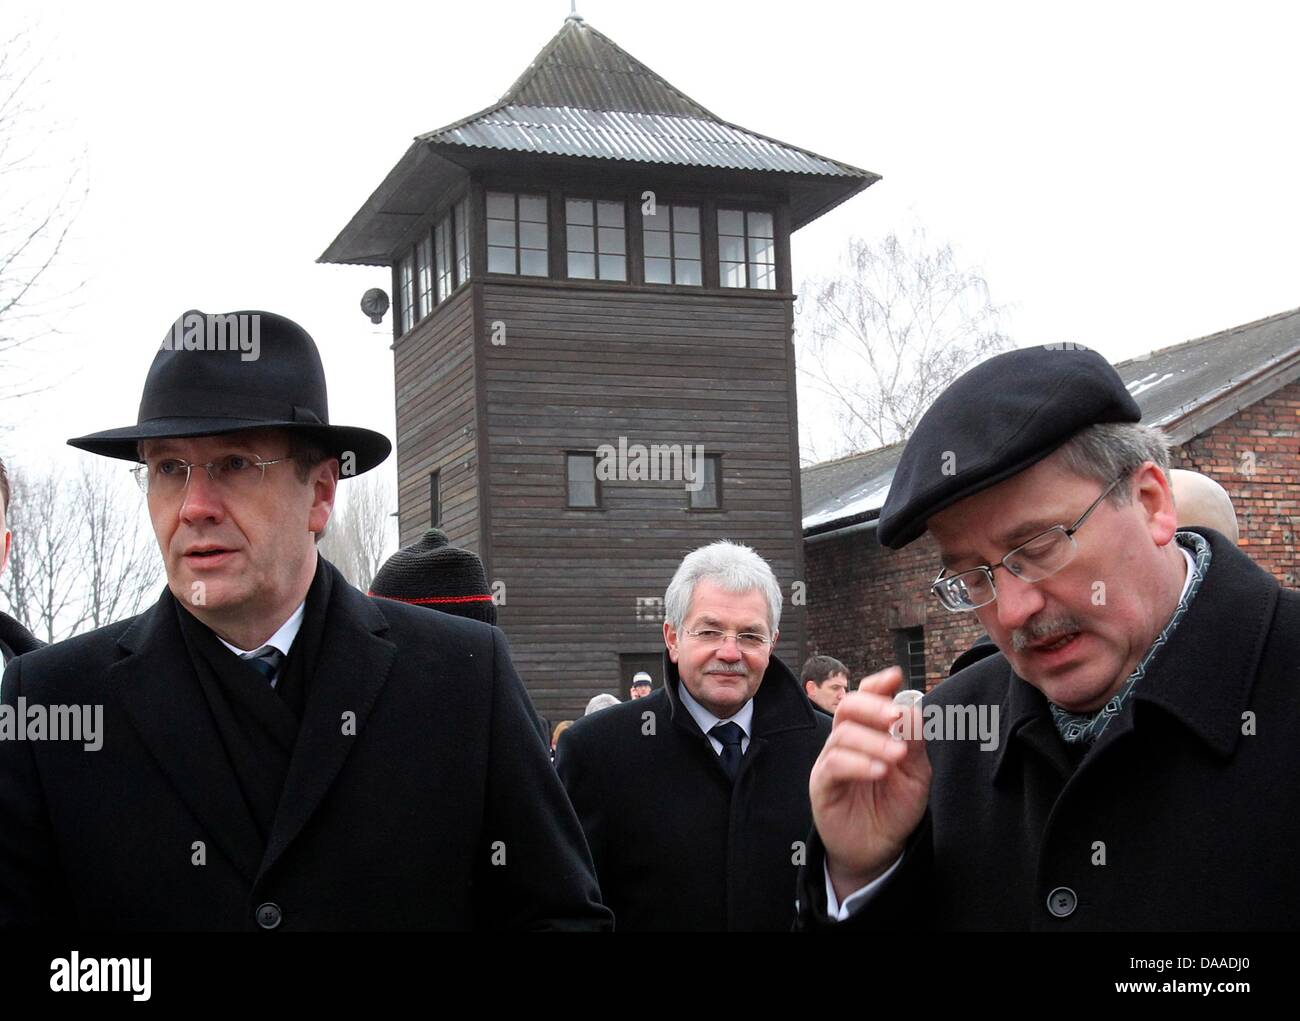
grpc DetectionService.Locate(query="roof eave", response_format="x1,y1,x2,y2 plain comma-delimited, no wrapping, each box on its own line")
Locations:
1157,346,1300,446
318,143,469,266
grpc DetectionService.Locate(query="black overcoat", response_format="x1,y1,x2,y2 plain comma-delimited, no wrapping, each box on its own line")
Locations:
797,529,1300,931
0,560,610,930
557,652,831,931
0,611,43,663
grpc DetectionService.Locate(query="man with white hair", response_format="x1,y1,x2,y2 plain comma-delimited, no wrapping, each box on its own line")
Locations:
556,540,831,930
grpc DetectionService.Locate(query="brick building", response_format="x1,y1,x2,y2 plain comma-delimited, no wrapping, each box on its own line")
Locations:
801,307,1300,691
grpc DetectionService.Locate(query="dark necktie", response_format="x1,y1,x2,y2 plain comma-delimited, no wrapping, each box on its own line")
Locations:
242,645,285,687
709,721,745,781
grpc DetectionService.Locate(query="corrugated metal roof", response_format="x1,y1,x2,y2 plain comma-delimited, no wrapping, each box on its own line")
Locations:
801,307,1300,534
423,104,866,176
319,16,878,265
498,17,716,118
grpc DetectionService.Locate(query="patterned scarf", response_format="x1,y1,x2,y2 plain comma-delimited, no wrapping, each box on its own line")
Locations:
1049,531,1212,745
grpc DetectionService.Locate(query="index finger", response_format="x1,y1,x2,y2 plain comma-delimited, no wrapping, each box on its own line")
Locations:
856,666,904,696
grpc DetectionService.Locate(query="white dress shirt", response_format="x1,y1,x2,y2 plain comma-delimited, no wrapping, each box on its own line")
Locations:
215,601,306,660
677,679,754,756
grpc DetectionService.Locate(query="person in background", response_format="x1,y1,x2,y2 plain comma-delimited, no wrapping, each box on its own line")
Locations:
1168,468,1239,544
558,540,831,930
584,693,620,716
800,654,849,715
551,719,574,757
368,528,498,623
0,457,43,664
628,671,653,699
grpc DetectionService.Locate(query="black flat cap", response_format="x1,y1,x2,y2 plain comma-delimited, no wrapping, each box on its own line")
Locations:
878,344,1140,548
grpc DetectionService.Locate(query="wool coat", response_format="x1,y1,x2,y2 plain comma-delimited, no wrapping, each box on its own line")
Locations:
797,529,1300,931
0,611,42,664
0,559,611,931
557,652,831,931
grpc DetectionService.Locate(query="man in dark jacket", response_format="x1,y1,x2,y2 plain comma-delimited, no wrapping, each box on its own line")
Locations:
0,457,44,664
799,344,1300,930
557,539,831,931
0,310,609,931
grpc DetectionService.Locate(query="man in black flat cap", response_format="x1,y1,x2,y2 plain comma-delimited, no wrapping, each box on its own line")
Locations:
0,310,609,930
797,343,1300,930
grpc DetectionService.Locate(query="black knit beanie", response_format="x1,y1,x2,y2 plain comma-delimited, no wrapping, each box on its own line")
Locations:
368,528,497,625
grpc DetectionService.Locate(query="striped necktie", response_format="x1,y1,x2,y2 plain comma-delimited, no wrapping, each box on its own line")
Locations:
242,645,285,687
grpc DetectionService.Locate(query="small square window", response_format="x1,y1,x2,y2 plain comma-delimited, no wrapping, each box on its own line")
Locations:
689,455,721,510
567,453,600,508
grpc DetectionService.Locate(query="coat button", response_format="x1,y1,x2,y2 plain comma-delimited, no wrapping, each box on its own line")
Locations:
1046,887,1077,918
255,902,283,929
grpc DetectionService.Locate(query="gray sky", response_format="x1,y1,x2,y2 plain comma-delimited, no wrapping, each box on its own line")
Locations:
4,0,1298,474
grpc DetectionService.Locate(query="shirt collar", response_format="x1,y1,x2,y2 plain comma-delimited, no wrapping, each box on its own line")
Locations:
215,600,306,658
676,677,755,740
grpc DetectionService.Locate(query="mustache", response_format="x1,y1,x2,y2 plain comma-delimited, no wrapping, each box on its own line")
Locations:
1012,616,1084,652
702,661,749,675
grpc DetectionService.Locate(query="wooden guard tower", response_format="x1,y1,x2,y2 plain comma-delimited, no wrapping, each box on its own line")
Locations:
320,14,877,720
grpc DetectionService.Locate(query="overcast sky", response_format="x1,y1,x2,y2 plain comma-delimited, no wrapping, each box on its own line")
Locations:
4,0,1298,477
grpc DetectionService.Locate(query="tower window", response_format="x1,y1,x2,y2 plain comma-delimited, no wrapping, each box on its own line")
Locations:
434,214,453,302
415,236,433,319
398,252,415,334
454,197,471,285
718,209,775,289
566,198,627,281
487,191,549,276
643,203,701,286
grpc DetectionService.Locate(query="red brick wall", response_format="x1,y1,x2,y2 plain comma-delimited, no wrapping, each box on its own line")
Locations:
1170,379,1300,587
803,529,983,692
804,379,1300,690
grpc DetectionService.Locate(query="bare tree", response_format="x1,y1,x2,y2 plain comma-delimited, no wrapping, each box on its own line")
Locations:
0,468,84,642
796,224,1013,460
0,461,162,641
77,461,163,630
0,25,87,406
319,471,398,589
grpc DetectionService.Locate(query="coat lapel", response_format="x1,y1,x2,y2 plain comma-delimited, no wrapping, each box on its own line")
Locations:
258,573,398,879
110,592,265,884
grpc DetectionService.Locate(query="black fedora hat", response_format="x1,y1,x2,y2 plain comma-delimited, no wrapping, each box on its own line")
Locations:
68,309,391,475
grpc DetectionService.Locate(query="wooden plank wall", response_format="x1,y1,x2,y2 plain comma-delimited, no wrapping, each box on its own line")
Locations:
480,281,805,720
393,284,480,551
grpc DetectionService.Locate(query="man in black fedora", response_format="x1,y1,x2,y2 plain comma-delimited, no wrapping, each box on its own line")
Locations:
0,309,609,930
797,344,1300,931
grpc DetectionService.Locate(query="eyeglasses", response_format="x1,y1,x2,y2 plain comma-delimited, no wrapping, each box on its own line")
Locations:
131,453,292,496
930,476,1124,612
684,628,773,651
